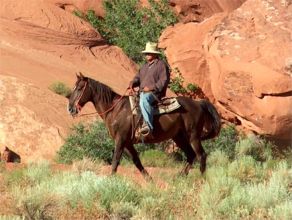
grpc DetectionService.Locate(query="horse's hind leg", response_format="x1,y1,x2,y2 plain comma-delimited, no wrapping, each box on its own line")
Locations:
125,144,152,181
190,136,207,174
173,133,196,176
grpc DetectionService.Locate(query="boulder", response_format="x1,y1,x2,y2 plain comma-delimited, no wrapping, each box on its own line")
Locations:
205,0,292,141
168,0,246,22
160,0,292,142
159,13,226,101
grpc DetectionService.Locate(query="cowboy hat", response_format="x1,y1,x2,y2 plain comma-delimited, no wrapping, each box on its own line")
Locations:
141,42,161,54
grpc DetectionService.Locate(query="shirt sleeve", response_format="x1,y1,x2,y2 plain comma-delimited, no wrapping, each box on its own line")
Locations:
155,61,170,93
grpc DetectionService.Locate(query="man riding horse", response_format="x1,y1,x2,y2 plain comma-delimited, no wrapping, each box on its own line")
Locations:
128,42,170,137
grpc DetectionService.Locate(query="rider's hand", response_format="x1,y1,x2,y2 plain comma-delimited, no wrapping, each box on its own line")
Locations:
143,86,152,92
127,82,135,95
127,88,134,95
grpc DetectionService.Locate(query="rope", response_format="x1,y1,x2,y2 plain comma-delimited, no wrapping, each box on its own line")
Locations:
78,88,129,117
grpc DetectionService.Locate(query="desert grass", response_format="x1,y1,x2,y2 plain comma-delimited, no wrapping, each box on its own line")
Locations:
1,136,291,219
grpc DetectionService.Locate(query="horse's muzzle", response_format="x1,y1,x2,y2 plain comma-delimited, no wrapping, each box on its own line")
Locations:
67,104,78,117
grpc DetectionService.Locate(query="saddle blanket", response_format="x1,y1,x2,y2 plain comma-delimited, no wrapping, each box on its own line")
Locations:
129,96,181,115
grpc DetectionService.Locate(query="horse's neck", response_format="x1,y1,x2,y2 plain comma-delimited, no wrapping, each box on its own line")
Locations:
89,79,126,120
92,93,122,120
92,97,112,115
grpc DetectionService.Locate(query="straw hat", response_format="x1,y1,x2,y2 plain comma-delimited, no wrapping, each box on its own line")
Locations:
141,42,161,54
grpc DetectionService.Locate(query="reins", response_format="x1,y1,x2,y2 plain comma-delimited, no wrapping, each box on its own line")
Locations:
77,87,129,117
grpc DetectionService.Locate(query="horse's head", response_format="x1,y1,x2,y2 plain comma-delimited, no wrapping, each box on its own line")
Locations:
67,72,91,117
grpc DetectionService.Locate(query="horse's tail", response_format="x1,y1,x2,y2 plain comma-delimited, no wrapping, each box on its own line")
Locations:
200,100,221,140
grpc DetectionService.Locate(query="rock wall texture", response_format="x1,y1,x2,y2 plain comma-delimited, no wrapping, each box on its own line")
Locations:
0,75,71,162
160,0,292,142
205,0,292,141
169,0,246,22
0,0,137,161
0,0,137,90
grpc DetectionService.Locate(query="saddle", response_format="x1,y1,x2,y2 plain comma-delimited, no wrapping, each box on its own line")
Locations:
129,95,181,141
129,96,181,115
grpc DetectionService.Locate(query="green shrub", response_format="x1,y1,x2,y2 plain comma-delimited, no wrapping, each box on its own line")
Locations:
0,215,24,220
72,157,104,174
228,156,265,182
0,160,5,173
198,159,292,219
200,167,244,219
269,201,292,220
13,187,59,220
207,150,229,167
56,122,114,164
4,168,27,187
73,9,83,18
49,81,71,97
3,157,292,219
111,201,139,219
96,176,141,213
24,161,51,184
283,149,292,169
186,83,199,93
203,125,238,159
12,170,100,216
136,179,200,219
85,0,177,64
235,135,273,161
57,120,172,165
140,149,179,167
134,142,165,155
9,163,57,219
245,162,290,211
168,69,187,95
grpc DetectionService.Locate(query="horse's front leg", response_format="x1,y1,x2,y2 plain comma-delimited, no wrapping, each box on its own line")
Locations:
124,145,152,182
111,139,124,174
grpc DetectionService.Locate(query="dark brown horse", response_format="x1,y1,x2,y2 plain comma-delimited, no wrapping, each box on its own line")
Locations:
67,73,221,180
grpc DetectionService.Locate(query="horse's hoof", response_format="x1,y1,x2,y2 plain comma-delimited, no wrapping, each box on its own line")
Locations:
141,170,153,182
143,174,153,182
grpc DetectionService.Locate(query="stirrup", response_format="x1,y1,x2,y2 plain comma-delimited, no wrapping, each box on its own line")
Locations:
140,124,150,136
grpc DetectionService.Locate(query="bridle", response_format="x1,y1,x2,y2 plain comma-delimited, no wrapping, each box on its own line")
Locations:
73,80,128,117
74,80,88,112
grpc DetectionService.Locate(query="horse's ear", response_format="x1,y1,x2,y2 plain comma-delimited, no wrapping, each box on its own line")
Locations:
76,72,80,79
79,72,85,79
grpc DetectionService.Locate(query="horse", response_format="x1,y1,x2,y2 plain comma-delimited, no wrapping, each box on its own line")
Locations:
67,72,221,180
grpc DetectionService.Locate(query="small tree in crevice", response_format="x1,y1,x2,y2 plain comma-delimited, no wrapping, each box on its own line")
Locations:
168,67,206,99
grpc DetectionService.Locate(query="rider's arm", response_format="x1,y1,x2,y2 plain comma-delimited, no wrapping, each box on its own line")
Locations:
129,70,141,89
154,61,170,93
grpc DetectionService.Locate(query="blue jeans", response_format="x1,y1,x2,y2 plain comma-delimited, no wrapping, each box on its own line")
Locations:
139,92,156,131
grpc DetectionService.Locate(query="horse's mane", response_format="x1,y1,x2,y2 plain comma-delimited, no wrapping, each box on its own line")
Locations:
88,78,119,104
